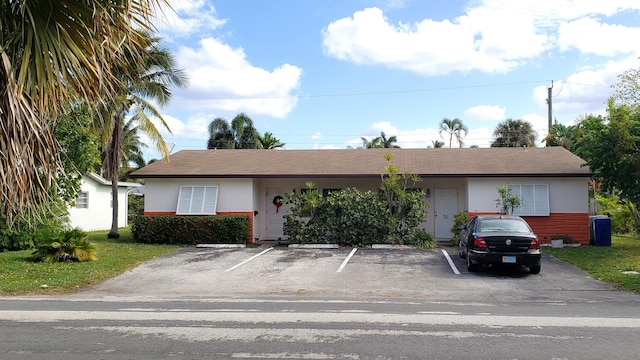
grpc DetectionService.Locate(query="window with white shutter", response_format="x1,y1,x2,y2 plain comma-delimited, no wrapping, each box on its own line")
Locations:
176,185,219,215
509,184,550,216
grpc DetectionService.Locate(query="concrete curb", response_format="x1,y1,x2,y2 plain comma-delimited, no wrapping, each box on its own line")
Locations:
196,244,245,248
371,244,417,249
288,244,339,249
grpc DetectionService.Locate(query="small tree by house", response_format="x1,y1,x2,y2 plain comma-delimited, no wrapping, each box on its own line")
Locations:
496,185,521,215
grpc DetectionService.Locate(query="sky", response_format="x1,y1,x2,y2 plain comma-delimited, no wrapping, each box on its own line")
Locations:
143,0,640,160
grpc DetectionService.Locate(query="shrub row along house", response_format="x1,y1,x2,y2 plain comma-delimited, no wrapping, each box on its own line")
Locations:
131,147,593,244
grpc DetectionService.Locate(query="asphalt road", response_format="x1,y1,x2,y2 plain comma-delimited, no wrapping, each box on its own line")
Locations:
1,245,639,359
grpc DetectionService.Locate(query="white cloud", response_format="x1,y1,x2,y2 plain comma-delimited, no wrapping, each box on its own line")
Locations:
532,55,639,120
172,37,302,118
322,7,526,75
158,114,210,140
370,121,399,135
464,105,506,120
557,17,640,56
321,1,640,75
154,0,227,40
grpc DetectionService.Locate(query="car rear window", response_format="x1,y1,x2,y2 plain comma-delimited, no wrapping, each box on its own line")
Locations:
479,219,531,233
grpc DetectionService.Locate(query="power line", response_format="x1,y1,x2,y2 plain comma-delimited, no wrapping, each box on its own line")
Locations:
201,80,551,100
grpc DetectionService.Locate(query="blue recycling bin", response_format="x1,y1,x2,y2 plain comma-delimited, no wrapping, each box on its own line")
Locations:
590,216,612,246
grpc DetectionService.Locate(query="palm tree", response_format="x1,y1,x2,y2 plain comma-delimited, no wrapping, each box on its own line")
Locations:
379,132,400,148
119,120,148,181
360,132,400,148
0,0,170,224
491,118,537,147
207,113,263,149
259,132,286,149
360,136,379,149
207,118,236,149
431,140,445,148
439,118,468,148
543,123,578,151
100,34,188,238
95,119,148,179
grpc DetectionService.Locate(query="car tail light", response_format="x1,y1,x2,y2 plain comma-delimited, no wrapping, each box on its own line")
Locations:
529,237,540,249
474,237,487,248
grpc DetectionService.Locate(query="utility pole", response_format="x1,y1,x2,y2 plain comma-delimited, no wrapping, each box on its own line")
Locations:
546,81,553,133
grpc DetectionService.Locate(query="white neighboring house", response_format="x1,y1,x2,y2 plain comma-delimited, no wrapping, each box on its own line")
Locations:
68,173,141,231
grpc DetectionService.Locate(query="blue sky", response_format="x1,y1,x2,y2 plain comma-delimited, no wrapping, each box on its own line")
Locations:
144,0,640,159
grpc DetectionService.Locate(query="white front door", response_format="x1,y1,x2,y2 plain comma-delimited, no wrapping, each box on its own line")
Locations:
434,188,458,238
266,188,290,239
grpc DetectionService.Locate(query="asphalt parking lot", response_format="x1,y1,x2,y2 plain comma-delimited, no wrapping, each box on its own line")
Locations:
74,244,639,302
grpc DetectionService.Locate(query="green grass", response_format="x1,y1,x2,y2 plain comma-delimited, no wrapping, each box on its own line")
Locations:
545,235,640,294
0,228,183,296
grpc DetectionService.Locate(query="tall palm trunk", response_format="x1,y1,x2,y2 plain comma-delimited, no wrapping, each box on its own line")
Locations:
107,111,125,238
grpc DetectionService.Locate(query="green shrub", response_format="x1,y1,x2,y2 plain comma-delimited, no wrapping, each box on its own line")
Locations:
596,194,635,234
285,187,390,246
128,195,144,223
450,211,469,246
411,228,435,248
31,228,97,263
0,199,70,252
284,155,429,247
132,215,249,245
0,227,35,252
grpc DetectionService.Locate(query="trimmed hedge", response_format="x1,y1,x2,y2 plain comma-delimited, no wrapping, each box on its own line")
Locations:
132,215,249,245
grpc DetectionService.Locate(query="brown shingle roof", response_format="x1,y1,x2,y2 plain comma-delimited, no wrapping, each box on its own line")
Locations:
131,147,592,178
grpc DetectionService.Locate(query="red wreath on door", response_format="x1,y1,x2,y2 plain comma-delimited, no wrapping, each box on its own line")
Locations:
273,195,284,213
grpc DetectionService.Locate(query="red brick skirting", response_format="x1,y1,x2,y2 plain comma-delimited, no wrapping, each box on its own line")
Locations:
143,211,255,243
468,212,590,245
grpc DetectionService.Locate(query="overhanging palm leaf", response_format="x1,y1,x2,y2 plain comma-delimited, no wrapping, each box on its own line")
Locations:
1,0,172,224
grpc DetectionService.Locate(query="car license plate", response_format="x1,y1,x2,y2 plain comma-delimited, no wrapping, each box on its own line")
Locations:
502,256,516,263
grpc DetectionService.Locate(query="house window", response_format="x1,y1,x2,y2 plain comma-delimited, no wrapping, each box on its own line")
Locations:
509,184,550,216
76,191,89,209
177,185,219,215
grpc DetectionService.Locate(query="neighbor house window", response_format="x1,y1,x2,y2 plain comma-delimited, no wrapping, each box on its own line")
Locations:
176,185,219,215
509,184,549,216
76,191,89,209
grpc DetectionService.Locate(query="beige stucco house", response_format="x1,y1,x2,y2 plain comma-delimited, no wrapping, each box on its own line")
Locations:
131,147,593,244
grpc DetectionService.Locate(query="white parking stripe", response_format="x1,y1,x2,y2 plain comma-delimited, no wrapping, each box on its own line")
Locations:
337,248,357,273
225,247,274,272
441,249,461,275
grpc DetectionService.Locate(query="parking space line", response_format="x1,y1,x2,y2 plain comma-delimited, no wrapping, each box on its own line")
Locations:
337,248,358,273
225,247,274,272
441,249,461,275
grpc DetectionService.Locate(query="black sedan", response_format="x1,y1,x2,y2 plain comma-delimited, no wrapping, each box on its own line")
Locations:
458,215,541,274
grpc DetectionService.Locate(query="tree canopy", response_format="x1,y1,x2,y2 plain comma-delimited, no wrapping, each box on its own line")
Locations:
207,113,263,149
360,132,400,149
439,118,468,148
491,119,537,148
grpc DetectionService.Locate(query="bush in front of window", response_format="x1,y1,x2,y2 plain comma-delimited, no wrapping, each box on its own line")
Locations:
284,154,429,247
132,215,249,245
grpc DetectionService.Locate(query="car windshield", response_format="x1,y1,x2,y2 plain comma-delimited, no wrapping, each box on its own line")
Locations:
478,219,530,233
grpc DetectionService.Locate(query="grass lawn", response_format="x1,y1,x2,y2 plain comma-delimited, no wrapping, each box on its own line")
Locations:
0,228,183,296
544,235,640,294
